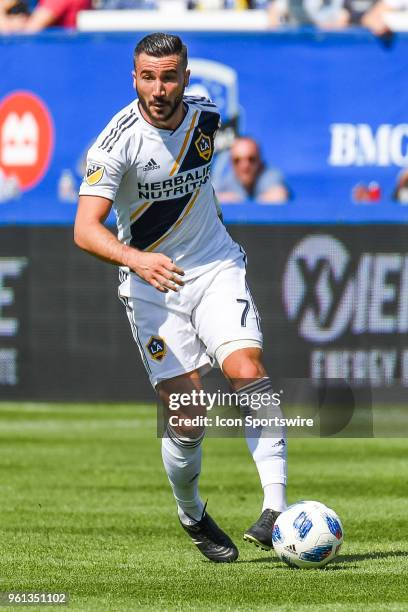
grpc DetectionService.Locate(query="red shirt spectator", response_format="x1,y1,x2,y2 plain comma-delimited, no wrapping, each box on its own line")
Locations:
37,0,91,27
0,0,90,31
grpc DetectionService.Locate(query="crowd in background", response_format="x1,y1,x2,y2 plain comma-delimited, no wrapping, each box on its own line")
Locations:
0,0,407,34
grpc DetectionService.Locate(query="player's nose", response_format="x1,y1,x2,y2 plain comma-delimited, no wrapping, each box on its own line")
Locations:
153,79,166,97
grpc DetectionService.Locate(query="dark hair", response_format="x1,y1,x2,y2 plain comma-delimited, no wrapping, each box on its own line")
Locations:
134,33,188,69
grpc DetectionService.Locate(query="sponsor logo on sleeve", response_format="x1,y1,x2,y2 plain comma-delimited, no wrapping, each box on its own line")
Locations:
86,162,105,186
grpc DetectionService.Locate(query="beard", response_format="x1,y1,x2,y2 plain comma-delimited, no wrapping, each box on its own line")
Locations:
137,86,186,126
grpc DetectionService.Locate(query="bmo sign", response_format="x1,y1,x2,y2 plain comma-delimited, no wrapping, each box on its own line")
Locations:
0,91,54,190
329,123,408,167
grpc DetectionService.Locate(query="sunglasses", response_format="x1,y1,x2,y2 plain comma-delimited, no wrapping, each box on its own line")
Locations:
232,156,258,164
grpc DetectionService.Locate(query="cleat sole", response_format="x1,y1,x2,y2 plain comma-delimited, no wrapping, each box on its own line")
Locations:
243,533,273,551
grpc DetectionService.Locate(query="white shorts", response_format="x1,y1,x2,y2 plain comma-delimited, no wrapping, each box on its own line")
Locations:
118,255,263,387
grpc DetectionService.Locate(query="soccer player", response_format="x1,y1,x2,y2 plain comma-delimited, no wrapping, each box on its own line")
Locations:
74,32,287,563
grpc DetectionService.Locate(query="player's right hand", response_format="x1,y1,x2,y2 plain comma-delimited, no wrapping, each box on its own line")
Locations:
129,251,185,293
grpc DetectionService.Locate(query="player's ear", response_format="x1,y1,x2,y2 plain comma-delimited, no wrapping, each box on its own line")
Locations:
184,69,190,88
132,70,137,90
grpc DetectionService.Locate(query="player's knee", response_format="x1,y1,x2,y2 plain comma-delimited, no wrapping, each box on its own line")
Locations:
175,422,205,440
240,358,265,380
223,351,266,382
166,410,206,440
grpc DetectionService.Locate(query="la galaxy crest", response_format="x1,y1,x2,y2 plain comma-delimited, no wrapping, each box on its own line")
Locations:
195,131,212,162
86,162,105,185
146,336,167,362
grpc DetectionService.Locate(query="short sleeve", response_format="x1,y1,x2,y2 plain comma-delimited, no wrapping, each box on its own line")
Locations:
78,146,126,202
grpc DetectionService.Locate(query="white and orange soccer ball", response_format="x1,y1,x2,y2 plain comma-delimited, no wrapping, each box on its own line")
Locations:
272,501,344,569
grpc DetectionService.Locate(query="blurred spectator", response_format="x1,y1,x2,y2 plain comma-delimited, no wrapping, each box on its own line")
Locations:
188,1,266,8
0,0,91,31
0,0,29,30
393,168,408,203
0,0,29,15
93,0,156,8
341,0,378,26
267,0,392,29
214,136,289,203
360,0,406,35
267,0,347,27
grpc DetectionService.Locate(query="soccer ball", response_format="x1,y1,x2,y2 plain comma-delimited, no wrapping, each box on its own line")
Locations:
272,501,344,569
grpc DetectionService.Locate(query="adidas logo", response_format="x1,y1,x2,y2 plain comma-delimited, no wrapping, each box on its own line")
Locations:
285,544,297,553
143,158,160,172
272,438,286,448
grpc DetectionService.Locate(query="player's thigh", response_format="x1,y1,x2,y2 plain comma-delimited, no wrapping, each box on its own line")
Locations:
119,294,210,388
193,260,262,358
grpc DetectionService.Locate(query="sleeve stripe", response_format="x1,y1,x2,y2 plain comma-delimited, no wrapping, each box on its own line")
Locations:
185,100,217,108
104,116,139,153
99,112,129,149
184,95,217,108
99,110,136,152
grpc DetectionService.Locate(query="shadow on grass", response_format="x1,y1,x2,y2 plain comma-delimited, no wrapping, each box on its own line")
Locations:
333,550,408,563
239,549,408,568
237,556,282,565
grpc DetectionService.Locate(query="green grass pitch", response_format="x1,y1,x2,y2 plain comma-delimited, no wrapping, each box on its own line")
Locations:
0,403,407,611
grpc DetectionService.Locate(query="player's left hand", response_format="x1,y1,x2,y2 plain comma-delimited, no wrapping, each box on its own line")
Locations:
128,251,185,293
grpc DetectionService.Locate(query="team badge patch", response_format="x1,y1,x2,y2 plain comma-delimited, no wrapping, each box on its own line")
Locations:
146,336,167,362
86,162,105,185
194,131,212,161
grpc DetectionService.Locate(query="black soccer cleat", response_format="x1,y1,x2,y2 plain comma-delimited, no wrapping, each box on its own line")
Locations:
243,509,281,551
180,506,239,563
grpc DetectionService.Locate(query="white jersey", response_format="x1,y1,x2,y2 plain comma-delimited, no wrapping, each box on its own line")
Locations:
79,95,241,289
